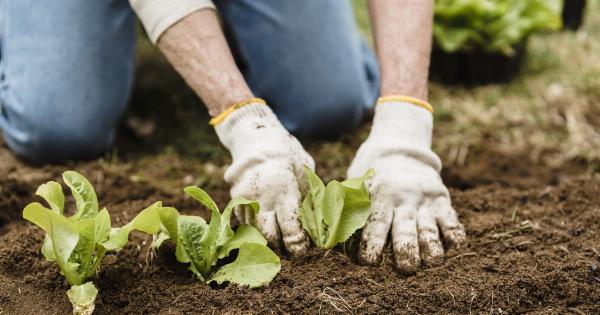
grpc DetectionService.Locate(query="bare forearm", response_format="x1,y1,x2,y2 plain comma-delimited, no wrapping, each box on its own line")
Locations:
368,0,433,100
157,9,253,116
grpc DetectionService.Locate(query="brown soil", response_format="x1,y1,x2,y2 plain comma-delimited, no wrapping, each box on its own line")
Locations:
0,143,599,315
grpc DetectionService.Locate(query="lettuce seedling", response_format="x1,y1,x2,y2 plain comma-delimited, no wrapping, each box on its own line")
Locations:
434,0,562,55
146,186,280,288
299,167,373,249
22,171,159,315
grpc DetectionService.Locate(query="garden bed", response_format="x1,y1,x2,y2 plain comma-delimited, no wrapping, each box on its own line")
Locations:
1,144,598,314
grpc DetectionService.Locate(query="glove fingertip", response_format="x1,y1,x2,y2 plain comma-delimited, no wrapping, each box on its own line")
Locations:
419,238,445,268
443,226,467,249
357,237,386,266
286,239,310,256
282,231,310,256
393,243,420,275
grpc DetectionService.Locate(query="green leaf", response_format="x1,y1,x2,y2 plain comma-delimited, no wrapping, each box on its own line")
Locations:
300,168,373,249
67,282,98,315
150,206,180,249
302,167,326,245
219,197,259,248
174,216,207,267
304,166,325,200
331,192,371,246
341,168,374,190
183,186,223,275
41,235,56,261
184,186,219,213
177,215,209,279
321,181,345,248
102,202,162,251
36,181,64,214
299,194,319,245
24,203,81,284
217,225,267,260
210,243,281,288
158,206,180,241
198,208,221,274
128,201,163,234
72,218,97,276
332,169,373,245
63,171,99,220
94,209,111,245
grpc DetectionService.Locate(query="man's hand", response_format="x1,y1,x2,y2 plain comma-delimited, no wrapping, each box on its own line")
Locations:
348,100,465,273
214,101,313,255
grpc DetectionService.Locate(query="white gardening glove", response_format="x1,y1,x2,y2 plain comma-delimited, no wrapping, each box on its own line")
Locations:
214,99,314,254
348,97,465,273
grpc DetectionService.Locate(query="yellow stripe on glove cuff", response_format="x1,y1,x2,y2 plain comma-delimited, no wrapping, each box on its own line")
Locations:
377,95,434,113
209,98,267,126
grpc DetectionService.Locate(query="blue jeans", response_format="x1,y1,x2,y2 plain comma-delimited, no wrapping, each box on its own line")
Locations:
0,0,380,163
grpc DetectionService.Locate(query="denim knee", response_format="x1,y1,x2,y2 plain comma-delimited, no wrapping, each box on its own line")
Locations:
2,98,119,164
0,0,135,163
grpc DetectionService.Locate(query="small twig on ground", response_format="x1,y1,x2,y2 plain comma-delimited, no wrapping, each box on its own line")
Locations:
591,247,600,258
449,252,477,260
468,288,477,315
171,293,184,306
513,241,535,248
492,220,538,240
318,287,364,314
444,288,456,308
537,186,553,198
365,278,382,287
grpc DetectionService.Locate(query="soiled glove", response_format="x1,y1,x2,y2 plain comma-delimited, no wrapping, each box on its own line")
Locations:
347,97,465,273
214,100,313,254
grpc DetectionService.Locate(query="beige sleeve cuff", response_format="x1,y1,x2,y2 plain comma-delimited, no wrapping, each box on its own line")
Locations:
129,0,216,44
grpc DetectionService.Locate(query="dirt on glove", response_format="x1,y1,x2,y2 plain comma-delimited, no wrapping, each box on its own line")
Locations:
0,144,599,315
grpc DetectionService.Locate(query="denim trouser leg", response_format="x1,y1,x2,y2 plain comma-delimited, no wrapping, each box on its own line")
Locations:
0,0,136,163
215,0,380,138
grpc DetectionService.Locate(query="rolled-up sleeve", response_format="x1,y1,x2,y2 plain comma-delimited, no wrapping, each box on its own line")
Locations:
130,0,215,44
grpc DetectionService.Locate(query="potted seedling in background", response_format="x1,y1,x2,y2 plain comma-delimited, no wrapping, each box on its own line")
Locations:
299,167,373,249
22,171,160,315
430,0,563,84
145,186,280,288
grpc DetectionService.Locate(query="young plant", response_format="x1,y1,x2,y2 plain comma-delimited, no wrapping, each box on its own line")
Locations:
299,167,373,249
22,171,159,315
146,186,280,288
434,0,563,55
